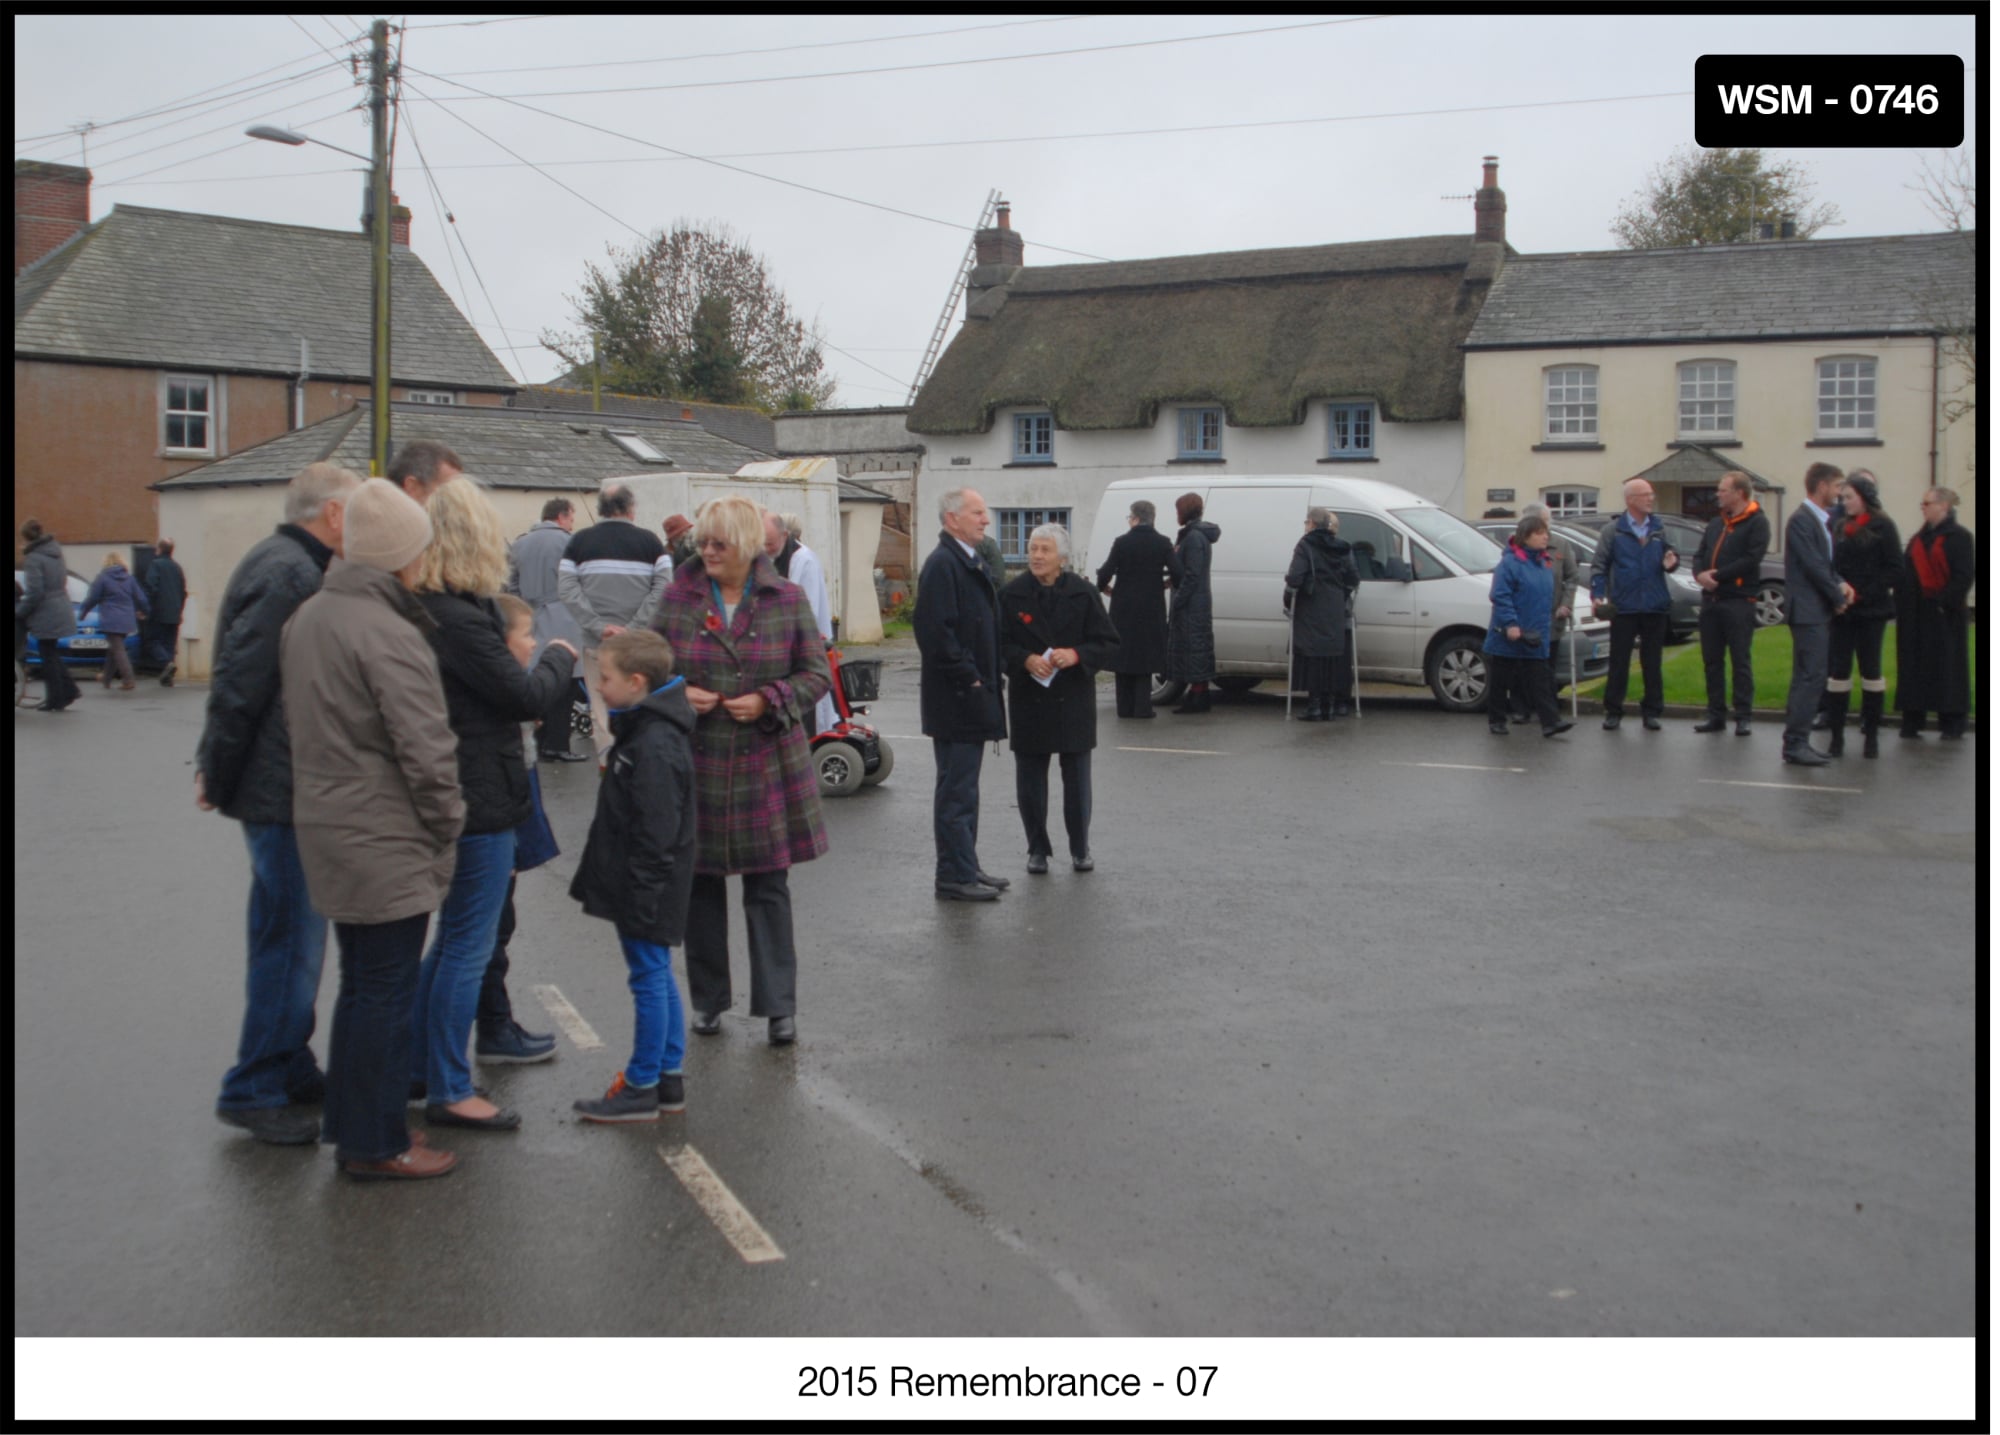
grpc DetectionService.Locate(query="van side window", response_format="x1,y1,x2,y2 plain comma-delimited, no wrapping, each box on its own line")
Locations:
1333,513,1401,581
1411,542,1450,581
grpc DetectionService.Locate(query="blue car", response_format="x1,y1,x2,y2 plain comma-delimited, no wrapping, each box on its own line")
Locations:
14,568,144,675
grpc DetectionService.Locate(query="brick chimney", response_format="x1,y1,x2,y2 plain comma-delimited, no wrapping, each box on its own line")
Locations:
966,199,1025,320
15,159,92,275
973,200,1024,267
390,192,412,247
1473,155,1506,246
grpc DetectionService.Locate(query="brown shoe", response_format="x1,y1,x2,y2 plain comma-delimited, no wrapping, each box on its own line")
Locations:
120,680,136,691
341,1145,457,1181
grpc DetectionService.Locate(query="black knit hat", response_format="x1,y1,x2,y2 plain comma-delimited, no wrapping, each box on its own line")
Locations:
1844,473,1883,513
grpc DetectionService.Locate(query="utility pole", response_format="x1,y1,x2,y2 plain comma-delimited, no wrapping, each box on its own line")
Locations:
368,18,393,476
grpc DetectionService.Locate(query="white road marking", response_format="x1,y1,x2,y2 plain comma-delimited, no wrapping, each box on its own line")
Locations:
1699,778,1864,795
660,1145,786,1264
881,733,927,741
1117,745,1226,755
1380,761,1526,774
531,983,604,1051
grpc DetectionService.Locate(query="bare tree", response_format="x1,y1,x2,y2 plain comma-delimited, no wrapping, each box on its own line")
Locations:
1908,150,1978,428
543,220,836,410
1611,146,1840,249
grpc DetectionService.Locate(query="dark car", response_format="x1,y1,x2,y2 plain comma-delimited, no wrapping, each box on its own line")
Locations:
14,568,144,676
1560,512,1789,628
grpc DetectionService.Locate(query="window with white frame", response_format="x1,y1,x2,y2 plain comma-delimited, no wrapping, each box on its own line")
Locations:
993,507,1072,562
1176,406,1224,459
1542,487,1600,517
1544,366,1598,440
1677,361,1735,437
162,373,215,454
1012,411,1054,463
406,389,457,405
1816,357,1877,436
1325,402,1374,457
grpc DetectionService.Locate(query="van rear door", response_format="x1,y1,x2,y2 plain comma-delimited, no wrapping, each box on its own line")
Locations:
1206,485,1304,668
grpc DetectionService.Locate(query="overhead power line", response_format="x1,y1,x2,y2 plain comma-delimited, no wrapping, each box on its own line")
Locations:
98,100,363,187
14,54,343,155
400,14,559,29
89,82,358,178
416,16,1389,102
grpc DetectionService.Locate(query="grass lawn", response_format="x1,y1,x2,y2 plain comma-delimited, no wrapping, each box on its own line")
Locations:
1576,621,1977,713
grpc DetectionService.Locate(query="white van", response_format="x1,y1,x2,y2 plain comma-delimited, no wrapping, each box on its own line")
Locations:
1083,475,1611,712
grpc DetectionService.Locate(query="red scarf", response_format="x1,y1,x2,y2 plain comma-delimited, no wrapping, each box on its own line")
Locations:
1910,529,1952,598
1842,511,1872,540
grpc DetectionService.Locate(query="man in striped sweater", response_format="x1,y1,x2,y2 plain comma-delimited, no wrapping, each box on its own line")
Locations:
560,481,674,763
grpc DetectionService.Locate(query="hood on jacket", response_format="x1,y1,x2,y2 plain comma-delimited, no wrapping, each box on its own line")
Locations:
1507,538,1551,566
609,675,697,739
1185,520,1222,543
1303,528,1350,556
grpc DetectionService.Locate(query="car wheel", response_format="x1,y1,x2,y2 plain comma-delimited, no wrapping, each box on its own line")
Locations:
1754,580,1787,628
860,737,894,786
814,740,867,797
1426,633,1489,713
1215,676,1261,693
1151,675,1186,706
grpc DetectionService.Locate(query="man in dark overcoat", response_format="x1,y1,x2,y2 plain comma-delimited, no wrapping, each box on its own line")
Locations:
1095,498,1180,718
914,487,1009,902
140,538,187,683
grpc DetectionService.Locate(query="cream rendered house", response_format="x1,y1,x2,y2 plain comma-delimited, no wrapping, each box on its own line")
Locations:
1461,232,1976,545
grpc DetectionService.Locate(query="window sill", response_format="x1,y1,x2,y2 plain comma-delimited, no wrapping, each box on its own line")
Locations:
1317,455,1378,464
1002,461,1057,469
1670,439,1740,448
161,449,216,460
1805,437,1883,447
1167,456,1226,465
1531,442,1604,453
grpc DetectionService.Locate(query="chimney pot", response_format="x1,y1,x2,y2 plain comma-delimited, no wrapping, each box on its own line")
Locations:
996,201,1012,231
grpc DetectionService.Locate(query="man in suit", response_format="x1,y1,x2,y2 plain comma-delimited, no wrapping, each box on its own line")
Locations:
1781,462,1854,766
914,488,1010,902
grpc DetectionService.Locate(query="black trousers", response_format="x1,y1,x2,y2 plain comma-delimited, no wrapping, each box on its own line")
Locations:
322,913,427,1162
1603,611,1669,718
139,619,181,671
931,737,986,884
685,869,797,1018
1015,750,1092,859
37,644,80,708
1698,599,1757,719
1783,622,1830,748
538,675,577,755
1487,654,1559,728
478,874,517,1029
1113,672,1154,718
1828,616,1888,686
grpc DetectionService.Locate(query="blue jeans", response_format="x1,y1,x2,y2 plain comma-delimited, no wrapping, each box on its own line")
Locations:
217,823,329,1112
620,937,686,1088
408,831,516,1103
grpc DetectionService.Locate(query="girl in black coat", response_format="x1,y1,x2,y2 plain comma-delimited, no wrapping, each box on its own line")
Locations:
1825,471,1900,757
999,524,1120,873
1896,486,1976,739
1166,492,1222,713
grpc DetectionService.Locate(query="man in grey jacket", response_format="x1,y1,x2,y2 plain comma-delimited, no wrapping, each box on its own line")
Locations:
507,497,587,761
195,461,362,1145
1781,462,1854,766
559,481,672,762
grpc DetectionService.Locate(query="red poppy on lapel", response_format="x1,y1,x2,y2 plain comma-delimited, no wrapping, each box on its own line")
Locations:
1019,612,1033,624
704,612,723,632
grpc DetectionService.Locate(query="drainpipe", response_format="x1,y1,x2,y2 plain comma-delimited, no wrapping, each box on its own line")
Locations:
1929,335,1941,489
294,338,312,431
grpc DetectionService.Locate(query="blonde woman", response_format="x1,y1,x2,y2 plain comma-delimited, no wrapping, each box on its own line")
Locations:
651,494,830,1046
406,478,579,1131
82,550,147,690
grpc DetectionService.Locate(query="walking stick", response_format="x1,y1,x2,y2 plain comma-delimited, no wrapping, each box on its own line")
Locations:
1349,616,1361,720
1569,623,1579,723
1285,589,1296,722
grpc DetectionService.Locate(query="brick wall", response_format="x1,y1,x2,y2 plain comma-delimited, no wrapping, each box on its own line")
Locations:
14,160,91,275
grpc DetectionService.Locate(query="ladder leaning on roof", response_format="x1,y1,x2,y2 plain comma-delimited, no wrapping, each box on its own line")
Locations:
907,189,1001,405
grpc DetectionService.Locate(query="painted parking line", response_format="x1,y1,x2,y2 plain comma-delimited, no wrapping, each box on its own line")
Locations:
1117,745,1227,756
1699,778,1865,795
1380,760,1526,775
660,1145,786,1264
531,983,605,1051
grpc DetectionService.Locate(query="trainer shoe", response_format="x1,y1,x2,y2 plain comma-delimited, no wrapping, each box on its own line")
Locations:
475,1020,557,1064
216,1105,321,1146
160,662,176,687
574,1071,662,1123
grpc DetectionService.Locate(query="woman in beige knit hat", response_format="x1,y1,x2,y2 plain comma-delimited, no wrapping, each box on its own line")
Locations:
281,479,468,1181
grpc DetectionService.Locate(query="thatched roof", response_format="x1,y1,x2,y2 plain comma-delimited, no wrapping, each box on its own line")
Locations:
907,234,1496,435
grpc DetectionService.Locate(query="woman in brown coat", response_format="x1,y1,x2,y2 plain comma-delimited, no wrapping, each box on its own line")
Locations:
282,479,466,1181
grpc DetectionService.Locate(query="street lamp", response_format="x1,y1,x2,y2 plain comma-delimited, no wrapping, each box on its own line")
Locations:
245,21,394,475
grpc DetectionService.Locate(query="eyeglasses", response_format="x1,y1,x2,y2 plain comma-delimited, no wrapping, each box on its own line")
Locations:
695,537,731,552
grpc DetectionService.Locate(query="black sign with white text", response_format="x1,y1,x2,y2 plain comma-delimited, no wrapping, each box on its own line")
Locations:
1694,55,1964,147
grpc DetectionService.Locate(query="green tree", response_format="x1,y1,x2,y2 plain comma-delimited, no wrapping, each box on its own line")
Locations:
543,219,836,410
1611,147,1840,249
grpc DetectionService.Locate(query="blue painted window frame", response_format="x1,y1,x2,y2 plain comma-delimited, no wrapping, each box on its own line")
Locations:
1012,411,1055,463
1176,406,1224,459
993,507,1073,562
1325,402,1374,457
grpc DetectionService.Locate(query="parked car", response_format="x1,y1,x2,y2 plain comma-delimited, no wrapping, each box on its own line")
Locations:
1477,517,1701,643
1084,476,1612,715
14,568,144,675
1558,512,1788,629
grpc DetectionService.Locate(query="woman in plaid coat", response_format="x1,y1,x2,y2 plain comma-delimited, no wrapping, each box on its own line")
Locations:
651,495,830,1047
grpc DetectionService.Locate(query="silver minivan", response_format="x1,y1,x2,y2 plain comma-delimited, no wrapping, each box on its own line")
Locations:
1083,475,1612,712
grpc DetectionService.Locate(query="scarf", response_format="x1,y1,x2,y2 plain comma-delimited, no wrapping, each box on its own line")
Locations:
1910,529,1952,598
1842,511,1873,540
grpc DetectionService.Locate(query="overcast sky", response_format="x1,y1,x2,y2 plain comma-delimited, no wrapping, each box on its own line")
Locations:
13,12,1980,407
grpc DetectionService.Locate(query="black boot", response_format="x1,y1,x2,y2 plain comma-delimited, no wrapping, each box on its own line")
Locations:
1823,693,1847,757
1860,691,1882,759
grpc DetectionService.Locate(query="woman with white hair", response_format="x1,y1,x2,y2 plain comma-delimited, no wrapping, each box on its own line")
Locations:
997,523,1120,872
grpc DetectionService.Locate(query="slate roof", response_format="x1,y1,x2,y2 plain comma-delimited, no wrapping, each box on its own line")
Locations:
1464,232,1976,348
907,234,1500,435
15,204,518,389
153,402,769,491
520,385,776,455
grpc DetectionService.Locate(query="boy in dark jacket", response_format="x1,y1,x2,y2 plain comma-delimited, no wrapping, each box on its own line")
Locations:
571,630,699,1122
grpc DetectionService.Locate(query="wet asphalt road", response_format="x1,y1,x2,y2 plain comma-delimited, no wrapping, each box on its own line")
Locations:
12,642,1979,1336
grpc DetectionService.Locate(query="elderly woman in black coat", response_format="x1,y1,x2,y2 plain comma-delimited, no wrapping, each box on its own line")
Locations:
1284,507,1361,721
1095,498,1181,719
1000,524,1120,873
1166,492,1222,713
1896,485,1976,741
